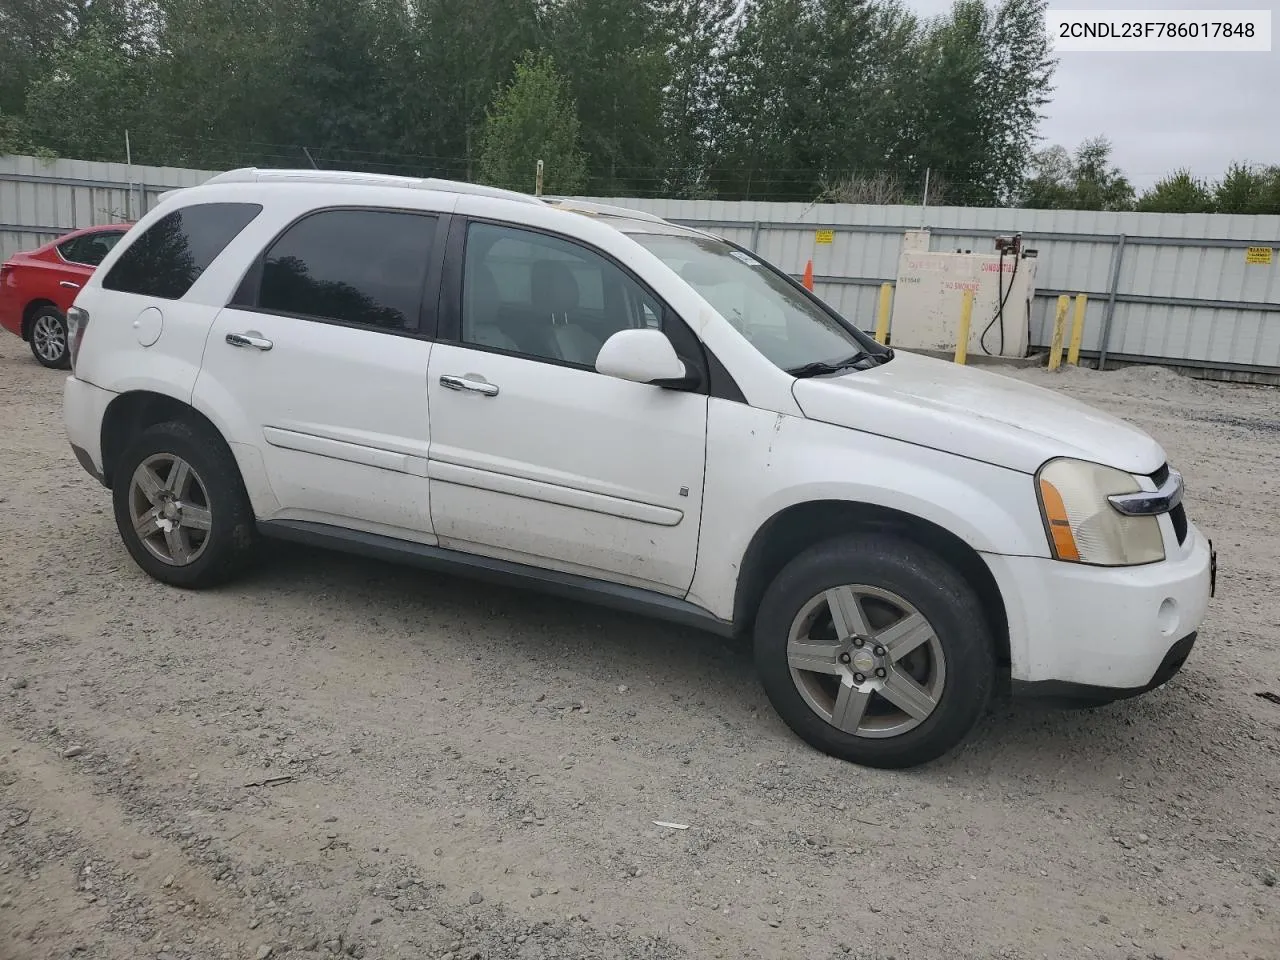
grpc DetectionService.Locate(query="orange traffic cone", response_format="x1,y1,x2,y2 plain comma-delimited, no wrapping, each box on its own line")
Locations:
802,259,814,291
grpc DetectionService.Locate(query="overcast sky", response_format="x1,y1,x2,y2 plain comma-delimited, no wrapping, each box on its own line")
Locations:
906,0,1279,187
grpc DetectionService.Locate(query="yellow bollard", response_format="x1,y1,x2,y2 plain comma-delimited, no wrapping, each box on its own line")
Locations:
954,289,975,365
874,283,893,344
1047,295,1070,370
1067,294,1088,366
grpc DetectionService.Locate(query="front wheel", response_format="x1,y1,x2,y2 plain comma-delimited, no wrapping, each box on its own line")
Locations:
29,306,70,369
754,532,995,769
111,420,260,588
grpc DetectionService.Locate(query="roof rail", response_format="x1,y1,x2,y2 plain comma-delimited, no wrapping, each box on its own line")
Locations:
540,197,670,224
200,168,545,205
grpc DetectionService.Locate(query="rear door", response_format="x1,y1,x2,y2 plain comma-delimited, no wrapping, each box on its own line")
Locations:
194,208,446,539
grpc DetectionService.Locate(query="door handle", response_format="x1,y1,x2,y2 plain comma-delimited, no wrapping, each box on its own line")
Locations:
226,332,273,351
439,374,499,396
59,280,81,289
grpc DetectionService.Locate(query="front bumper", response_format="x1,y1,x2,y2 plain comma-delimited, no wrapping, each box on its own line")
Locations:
983,524,1213,693
1012,630,1197,703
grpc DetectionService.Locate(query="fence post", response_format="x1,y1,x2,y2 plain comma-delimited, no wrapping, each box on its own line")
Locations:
1047,295,1070,370
749,220,762,251
874,283,893,344
1067,294,1088,365
1097,235,1128,371
954,289,974,364
124,129,134,222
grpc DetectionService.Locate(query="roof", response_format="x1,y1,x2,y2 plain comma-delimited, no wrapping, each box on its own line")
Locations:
204,167,543,207
193,169,698,236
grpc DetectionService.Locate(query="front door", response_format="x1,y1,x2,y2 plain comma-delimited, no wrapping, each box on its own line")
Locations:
195,208,444,539
426,219,708,594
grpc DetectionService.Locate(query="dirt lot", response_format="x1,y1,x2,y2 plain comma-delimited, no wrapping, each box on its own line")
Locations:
1,334,1277,960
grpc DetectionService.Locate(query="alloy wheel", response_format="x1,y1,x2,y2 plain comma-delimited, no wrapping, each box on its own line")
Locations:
786,584,947,739
128,453,213,566
31,313,67,363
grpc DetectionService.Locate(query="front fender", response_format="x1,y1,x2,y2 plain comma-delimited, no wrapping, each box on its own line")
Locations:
685,400,1049,620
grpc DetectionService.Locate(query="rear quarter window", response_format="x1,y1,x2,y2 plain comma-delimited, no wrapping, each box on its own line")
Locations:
58,232,125,266
103,203,262,300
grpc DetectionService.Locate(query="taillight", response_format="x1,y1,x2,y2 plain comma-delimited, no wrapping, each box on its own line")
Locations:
67,306,89,372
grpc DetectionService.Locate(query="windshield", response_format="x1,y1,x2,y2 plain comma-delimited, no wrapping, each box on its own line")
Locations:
627,231,884,372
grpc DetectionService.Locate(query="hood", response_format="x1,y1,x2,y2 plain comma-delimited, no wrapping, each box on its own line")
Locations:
792,350,1166,476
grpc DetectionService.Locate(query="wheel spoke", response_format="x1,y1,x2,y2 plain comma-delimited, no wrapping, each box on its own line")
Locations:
166,459,192,497
164,526,194,564
179,504,211,531
134,505,163,538
876,612,934,662
825,586,871,639
134,465,165,505
879,664,938,721
830,677,872,734
787,639,844,675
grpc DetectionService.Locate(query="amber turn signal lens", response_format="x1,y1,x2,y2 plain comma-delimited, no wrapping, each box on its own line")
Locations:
1038,476,1081,562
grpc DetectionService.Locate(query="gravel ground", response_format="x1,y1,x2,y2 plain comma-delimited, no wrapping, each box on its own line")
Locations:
2,334,1278,960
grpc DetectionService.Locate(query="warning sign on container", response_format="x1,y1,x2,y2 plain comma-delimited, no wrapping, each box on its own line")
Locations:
1246,246,1273,265
815,229,834,245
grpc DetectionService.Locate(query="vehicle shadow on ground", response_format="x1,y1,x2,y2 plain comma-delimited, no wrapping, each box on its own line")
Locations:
251,537,753,674
249,540,1232,788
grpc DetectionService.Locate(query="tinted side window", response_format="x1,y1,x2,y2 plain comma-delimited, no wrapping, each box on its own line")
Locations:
461,222,662,366
59,231,125,266
103,203,261,299
253,210,436,332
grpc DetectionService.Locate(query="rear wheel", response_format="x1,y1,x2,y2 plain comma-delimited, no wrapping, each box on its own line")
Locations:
29,306,70,369
112,420,260,588
754,532,994,769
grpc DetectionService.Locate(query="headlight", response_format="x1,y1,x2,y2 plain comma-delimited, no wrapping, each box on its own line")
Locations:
1036,458,1165,566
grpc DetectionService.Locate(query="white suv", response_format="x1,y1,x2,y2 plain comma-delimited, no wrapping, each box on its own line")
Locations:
61,169,1216,768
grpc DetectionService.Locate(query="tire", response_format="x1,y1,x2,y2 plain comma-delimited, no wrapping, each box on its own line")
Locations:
28,306,71,369
754,532,994,769
111,419,260,588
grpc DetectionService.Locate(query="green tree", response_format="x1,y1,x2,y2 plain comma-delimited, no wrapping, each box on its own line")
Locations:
980,0,1055,202
547,0,668,194
477,52,587,195
654,0,737,197
906,1,990,203
0,110,36,155
1213,162,1280,216
1136,169,1216,213
23,12,156,163
902,0,1054,205
1021,136,1135,210
396,0,541,179
144,0,305,168
714,0,819,198
283,0,395,157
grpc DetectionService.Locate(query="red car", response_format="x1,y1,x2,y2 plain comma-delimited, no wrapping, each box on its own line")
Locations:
1,223,132,368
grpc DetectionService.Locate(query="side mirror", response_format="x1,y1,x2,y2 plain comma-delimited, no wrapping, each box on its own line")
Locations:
595,328,697,388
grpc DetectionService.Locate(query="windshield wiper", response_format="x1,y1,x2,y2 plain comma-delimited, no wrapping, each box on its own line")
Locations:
787,351,873,378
